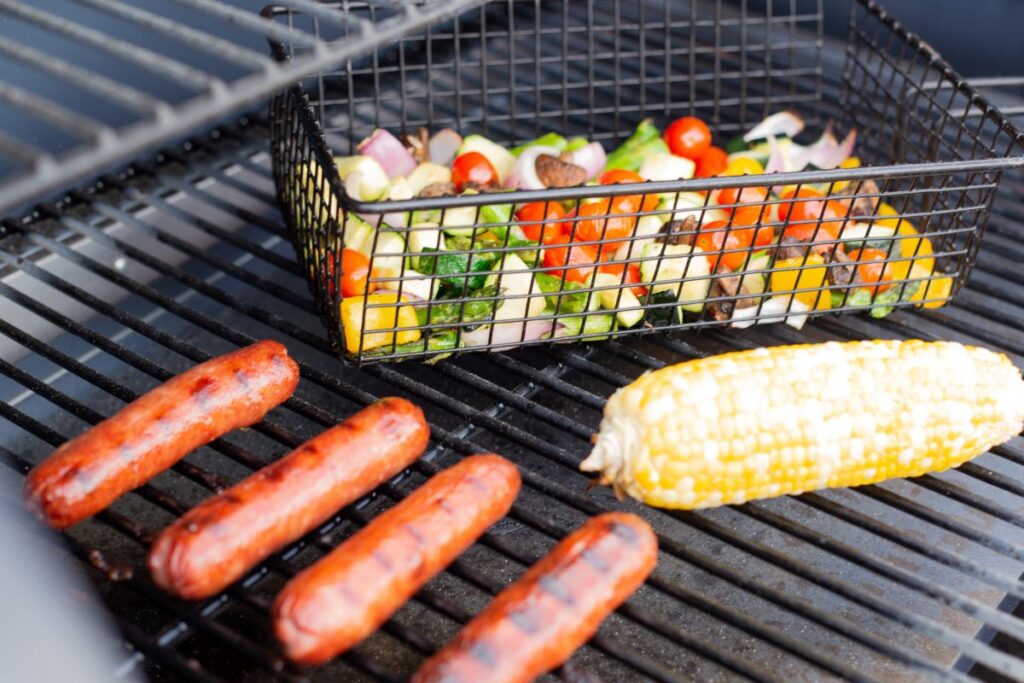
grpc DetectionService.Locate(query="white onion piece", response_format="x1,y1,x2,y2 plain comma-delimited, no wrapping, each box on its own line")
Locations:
804,128,857,171
381,211,408,228
568,142,607,180
461,318,559,350
764,136,788,174
357,128,417,179
743,111,805,142
503,145,563,190
428,128,463,165
730,296,809,329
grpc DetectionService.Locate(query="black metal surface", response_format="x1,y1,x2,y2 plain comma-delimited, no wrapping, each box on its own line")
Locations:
0,0,482,214
268,0,1024,363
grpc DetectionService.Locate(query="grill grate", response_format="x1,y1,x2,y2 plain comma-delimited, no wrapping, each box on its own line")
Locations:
3,21,1024,683
0,0,482,215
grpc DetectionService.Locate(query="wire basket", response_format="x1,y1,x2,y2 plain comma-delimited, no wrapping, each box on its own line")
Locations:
267,0,1024,364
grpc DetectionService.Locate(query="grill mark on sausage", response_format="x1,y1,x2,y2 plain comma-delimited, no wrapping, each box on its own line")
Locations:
507,606,540,634
372,550,394,572
469,640,499,668
579,547,611,573
538,575,575,606
610,520,640,544
402,522,428,547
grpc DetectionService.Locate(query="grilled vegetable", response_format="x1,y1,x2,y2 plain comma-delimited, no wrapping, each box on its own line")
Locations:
341,293,421,353
581,340,1024,509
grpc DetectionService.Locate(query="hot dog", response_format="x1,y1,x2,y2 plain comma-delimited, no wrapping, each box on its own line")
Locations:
273,454,521,665
149,397,430,600
411,512,657,683
25,340,299,529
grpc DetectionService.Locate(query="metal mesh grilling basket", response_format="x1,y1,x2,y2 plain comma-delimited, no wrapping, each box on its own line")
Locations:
268,0,1024,363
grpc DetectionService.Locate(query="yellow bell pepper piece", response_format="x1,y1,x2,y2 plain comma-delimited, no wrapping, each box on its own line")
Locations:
906,264,952,308
875,203,935,272
722,157,765,176
770,255,831,310
833,157,861,192
341,293,421,353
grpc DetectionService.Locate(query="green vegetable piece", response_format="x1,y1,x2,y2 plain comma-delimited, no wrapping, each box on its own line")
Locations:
534,273,591,314
363,331,460,360
479,200,514,234
724,135,749,155
565,136,590,153
511,132,568,157
557,313,615,340
416,285,501,327
605,137,671,172
417,248,496,292
643,290,683,327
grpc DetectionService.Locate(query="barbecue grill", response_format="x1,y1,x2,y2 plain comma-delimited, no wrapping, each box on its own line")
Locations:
2,2,1024,682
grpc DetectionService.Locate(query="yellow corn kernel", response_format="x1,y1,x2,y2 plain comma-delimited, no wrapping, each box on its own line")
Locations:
341,293,421,353
723,157,765,176
769,255,830,310
581,340,1024,509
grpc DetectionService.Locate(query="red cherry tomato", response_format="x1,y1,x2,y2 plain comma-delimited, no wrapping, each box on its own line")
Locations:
329,246,374,296
574,199,638,243
715,185,769,213
695,145,728,178
599,169,659,213
664,116,712,160
731,204,775,247
779,187,845,242
695,220,753,271
598,260,648,296
515,201,569,244
451,152,498,192
847,248,894,294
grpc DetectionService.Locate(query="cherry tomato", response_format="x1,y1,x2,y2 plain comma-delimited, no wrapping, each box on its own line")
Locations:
695,145,728,178
695,220,752,271
516,201,569,244
542,235,599,283
340,248,375,298
847,248,894,294
451,152,498,191
664,116,712,160
715,185,769,213
574,199,638,243
598,260,648,296
600,169,659,213
728,207,774,249
779,188,845,242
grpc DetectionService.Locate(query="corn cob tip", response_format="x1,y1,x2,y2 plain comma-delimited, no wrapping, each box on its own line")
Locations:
582,340,1024,510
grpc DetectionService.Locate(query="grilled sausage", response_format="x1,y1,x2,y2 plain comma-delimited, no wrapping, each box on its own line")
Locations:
149,397,430,600
274,454,521,665
411,512,657,683
25,340,299,529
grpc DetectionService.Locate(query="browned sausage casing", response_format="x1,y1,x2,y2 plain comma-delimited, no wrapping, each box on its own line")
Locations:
411,512,657,683
149,397,430,600
25,340,299,530
273,454,521,665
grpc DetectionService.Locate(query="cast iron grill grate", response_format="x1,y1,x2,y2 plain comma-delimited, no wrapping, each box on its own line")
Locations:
0,0,481,214
2,9,1024,683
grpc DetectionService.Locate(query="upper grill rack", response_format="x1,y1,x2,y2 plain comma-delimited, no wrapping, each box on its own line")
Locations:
0,0,482,215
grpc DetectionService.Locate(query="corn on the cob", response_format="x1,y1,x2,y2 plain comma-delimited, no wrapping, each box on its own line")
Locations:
581,340,1024,509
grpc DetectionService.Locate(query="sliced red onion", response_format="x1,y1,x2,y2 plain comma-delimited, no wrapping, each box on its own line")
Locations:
730,296,809,329
355,211,382,228
460,318,559,350
743,111,805,142
503,145,563,190
568,142,607,180
357,128,417,179
764,136,788,174
804,128,857,171
429,128,463,165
